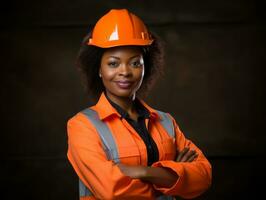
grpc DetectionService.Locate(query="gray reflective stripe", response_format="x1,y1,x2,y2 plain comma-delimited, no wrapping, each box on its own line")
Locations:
156,110,175,139
156,111,175,200
82,108,120,163
78,108,121,198
156,195,174,200
79,179,93,197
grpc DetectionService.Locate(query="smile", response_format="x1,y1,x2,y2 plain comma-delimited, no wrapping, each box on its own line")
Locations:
115,81,133,89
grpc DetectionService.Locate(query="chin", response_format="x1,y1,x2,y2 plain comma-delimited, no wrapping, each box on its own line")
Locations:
112,89,135,98
116,92,133,98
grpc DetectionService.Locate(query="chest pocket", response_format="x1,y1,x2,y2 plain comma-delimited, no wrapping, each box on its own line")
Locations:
162,138,176,160
116,146,141,165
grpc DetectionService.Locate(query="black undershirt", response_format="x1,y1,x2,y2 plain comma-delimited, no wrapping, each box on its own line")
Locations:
106,96,159,166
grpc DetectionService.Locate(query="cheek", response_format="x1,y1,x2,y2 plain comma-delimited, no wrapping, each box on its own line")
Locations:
101,67,115,80
100,70,117,89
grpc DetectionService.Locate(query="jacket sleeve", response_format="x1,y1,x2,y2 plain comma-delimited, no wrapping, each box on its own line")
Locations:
151,114,212,199
67,113,156,200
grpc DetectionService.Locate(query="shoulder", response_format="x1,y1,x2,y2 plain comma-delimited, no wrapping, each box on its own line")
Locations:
155,109,173,118
153,109,175,123
154,109,183,132
66,108,105,146
67,107,98,133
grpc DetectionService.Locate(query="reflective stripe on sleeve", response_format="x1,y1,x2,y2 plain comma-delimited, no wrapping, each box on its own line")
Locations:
79,179,93,197
157,195,174,200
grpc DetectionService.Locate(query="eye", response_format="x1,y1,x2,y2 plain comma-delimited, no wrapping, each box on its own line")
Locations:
130,60,143,68
108,61,119,68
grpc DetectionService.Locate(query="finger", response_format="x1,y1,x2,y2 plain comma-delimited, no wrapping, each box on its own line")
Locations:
180,149,196,162
187,153,198,162
176,147,189,161
176,147,189,162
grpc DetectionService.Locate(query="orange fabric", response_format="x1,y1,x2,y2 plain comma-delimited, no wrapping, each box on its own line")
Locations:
88,9,153,48
67,93,212,199
80,197,96,200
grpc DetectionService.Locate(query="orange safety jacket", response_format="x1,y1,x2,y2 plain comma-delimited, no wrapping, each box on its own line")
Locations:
67,93,212,200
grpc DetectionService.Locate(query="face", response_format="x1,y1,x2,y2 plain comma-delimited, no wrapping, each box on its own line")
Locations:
100,46,144,101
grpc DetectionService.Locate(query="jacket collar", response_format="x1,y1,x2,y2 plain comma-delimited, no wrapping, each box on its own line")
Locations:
93,92,160,121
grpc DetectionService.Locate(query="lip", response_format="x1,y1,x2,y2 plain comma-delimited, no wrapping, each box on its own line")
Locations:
115,80,134,89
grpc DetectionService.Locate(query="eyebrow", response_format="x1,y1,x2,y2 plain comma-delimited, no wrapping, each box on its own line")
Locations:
108,54,141,60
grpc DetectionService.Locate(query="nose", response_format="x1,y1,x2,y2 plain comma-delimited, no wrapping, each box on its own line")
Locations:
118,64,132,77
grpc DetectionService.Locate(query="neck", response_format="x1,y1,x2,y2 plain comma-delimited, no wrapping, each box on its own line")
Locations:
106,92,136,114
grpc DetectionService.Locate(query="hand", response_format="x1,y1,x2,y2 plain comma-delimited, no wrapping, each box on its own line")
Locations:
117,163,178,187
176,147,198,162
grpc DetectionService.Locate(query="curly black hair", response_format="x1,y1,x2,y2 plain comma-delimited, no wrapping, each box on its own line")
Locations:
76,31,165,102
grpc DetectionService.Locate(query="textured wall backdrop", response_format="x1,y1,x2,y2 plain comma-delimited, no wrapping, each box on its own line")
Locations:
1,0,265,199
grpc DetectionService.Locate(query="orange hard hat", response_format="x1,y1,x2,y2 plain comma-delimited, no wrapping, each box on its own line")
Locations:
88,9,153,48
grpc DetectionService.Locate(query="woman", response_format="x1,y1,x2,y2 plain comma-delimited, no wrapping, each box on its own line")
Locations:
67,9,212,200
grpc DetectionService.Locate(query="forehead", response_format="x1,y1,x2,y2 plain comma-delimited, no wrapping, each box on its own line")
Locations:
102,46,143,59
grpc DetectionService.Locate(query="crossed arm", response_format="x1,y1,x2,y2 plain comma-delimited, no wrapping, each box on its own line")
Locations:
117,147,198,187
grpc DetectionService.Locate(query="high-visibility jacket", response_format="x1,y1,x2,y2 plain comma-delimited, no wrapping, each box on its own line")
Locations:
67,93,212,200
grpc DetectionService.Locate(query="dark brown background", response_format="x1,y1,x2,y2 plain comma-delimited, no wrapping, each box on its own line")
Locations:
1,0,265,199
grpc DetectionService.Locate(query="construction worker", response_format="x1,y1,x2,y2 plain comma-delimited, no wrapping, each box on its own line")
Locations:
67,9,212,200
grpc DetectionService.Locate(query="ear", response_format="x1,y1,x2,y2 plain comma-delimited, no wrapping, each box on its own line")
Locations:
99,68,102,77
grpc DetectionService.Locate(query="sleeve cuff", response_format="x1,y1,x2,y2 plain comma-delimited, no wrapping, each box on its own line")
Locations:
151,160,184,195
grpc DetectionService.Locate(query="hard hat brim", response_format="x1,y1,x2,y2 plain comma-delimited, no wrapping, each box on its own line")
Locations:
88,38,154,48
